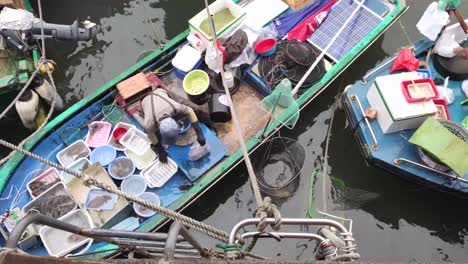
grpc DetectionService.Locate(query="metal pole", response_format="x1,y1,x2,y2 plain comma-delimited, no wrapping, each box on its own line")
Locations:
203,0,264,207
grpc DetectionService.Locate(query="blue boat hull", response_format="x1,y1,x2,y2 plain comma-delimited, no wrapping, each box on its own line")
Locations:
342,40,468,197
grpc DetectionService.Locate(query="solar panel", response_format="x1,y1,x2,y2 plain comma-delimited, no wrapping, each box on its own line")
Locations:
308,0,383,62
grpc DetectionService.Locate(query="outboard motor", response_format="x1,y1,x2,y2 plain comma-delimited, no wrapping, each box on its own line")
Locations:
0,7,96,52
31,20,97,42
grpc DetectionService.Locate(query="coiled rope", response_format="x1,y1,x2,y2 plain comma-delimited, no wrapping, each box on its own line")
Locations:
0,139,233,243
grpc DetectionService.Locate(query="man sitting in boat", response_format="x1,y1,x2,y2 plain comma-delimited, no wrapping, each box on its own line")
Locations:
141,88,206,163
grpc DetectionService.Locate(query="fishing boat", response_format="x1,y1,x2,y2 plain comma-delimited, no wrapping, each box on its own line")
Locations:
0,0,407,259
341,19,468,196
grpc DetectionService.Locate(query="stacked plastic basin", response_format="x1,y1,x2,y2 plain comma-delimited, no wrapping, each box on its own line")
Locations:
172,45,203,79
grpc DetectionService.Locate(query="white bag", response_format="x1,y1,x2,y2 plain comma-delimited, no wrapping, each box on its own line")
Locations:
416,2,450,41
462,80,468,98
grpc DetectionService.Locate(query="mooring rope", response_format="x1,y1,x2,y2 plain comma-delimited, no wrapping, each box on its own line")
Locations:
0,139,234,243
203,0,282,237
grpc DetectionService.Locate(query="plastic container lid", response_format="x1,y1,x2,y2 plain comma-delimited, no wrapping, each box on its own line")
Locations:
108,157,135,180
84,189,118,211
133,192,160,218
27,168,61,198
172,45,202,72
124,148,156,171
121,175,148,196
90,145,116,167
56,140,91,167
39,209,92,257
85,121,112,148
119,127,151,156
108,122,136,151
141,158,178,188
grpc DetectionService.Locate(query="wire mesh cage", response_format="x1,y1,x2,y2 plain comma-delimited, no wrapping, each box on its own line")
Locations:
252,136,305,197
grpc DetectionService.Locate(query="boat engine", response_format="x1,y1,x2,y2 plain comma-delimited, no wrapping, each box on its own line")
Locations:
0,7,96,52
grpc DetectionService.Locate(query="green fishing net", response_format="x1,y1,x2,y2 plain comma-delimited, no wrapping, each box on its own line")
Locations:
260,79,300,129
102,104,124,125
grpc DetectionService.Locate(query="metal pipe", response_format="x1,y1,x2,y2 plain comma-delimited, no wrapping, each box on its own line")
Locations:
165,222,208,260
241,231,326,243
350,94,378,150
360,56,397,84
229,218,353,249
394,158,468,183
80,229,177,242
112,239,196,250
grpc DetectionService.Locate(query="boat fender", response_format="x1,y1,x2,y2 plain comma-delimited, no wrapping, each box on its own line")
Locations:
15,89,46,129
32,75,64,111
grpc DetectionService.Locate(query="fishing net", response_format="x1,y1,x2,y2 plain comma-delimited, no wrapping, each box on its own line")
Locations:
260,78,300,129
252,136,305,198
258,39,325,90
102,104,124,125
59,127,86,146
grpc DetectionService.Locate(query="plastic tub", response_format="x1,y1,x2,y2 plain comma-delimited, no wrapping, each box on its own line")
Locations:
23,183,77,220
60,158,91,184
113,127,128,141
39,209,92,257
121,175,148,196
108,157,135,180
433,99,451,120
124,148,156,171
84,189,118,211
141,158,178,188
119,127,151,156
255,38,277,56
183,70,210,105
27,168,61,198
133,192,160,218
56,140,91,167
178,117,192,134
401,78,439,103
85,121,112,148
174,60,203,79
108,122,136,151
90,145,116,167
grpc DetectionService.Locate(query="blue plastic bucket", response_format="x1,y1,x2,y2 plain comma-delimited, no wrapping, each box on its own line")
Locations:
90,145,116,167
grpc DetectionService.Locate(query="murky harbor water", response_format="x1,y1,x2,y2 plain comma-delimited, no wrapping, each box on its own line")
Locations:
6,0,467,261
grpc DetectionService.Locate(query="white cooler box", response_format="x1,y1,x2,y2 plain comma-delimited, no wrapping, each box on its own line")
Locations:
367,72,437,134
188,0,246,48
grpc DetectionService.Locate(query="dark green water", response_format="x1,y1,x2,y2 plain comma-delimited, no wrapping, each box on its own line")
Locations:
32,0,468,261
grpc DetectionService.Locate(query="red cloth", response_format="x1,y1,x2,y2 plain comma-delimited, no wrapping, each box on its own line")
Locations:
287,0,337,42
390,48,420,72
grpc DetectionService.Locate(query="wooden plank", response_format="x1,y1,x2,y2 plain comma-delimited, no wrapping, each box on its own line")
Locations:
116,72,151,100
65,164,129,228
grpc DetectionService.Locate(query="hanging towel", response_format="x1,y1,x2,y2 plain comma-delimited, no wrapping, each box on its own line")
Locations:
287,0,336,41
271,0,330,36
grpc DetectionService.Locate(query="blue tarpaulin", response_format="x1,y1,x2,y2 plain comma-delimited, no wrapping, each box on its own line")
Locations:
271,0,330,36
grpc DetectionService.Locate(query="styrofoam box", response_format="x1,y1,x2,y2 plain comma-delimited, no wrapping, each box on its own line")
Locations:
39,210,92,257
188,0,246,45
367,72,437,134
172,45,202,73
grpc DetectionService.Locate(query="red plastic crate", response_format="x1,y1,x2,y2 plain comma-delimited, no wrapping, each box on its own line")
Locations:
432,99,451,120
401,78,439,103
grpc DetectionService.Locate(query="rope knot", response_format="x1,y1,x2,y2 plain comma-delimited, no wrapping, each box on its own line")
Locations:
255,197,282,231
